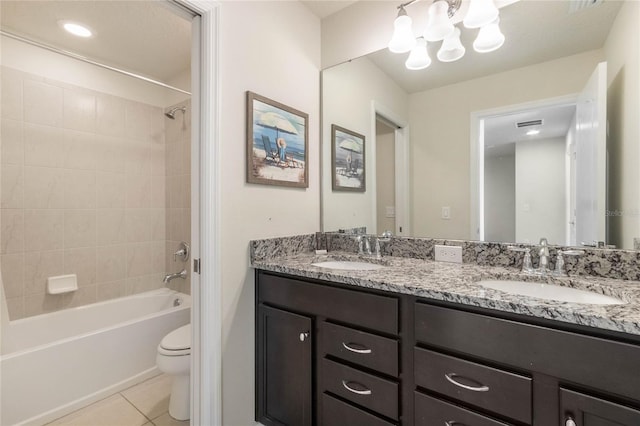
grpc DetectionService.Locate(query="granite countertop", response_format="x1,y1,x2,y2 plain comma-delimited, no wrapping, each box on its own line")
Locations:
251,252,640,336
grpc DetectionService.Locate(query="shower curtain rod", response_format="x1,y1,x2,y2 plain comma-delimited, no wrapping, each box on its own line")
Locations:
1,30,192,96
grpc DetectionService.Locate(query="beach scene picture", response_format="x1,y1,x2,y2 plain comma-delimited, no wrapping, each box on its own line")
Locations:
332,124,365,192
246,91,308,188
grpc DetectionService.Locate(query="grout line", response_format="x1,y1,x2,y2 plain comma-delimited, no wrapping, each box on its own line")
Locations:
119,392,154,424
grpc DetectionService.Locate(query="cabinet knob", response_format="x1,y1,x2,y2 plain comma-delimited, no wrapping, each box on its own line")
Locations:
299,332,309,342
566,417,577,426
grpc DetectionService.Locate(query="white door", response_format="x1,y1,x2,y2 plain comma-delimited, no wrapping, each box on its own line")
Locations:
574,62,607,246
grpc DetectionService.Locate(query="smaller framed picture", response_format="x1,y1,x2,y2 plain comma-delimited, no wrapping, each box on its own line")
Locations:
246,91,309,188
331,124,365,192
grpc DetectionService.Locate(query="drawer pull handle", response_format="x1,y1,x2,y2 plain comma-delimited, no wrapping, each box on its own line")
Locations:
566,416,577,426
444,373,490,392
341,380,372,396
342,342,372,354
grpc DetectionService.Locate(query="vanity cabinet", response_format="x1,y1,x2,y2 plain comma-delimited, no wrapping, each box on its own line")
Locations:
255,270,640,425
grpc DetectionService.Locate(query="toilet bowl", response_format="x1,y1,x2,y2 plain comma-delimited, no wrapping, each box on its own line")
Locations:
156,324,191,421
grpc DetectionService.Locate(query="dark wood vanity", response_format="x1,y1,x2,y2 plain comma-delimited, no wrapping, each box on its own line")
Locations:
255,270,640,426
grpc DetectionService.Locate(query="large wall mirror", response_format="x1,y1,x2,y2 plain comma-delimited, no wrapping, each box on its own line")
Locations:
321,0,639,250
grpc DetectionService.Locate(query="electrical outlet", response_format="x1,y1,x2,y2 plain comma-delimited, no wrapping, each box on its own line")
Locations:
434,244,462,263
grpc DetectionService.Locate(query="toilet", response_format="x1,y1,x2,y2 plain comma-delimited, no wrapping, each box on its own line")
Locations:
156,324,191,420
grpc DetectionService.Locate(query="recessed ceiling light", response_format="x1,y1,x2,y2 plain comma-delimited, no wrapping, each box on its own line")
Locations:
526,129,540,136
59,20,93,38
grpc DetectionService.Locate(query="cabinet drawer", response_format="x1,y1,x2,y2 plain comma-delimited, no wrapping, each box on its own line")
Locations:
322,358,399,420
259,272,398,334
560,388,640,425
414,348,531,424
322,393,394,426
414,302,640,401
415,392,511,426
321,322,399,377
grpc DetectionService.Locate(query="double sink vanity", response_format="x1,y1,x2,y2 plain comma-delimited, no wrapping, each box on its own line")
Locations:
251,234,640,426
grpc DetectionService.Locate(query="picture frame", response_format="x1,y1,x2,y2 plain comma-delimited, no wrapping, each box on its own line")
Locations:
246,91,309,188
331,124,366,192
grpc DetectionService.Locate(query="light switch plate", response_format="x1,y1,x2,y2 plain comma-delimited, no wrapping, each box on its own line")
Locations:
441,206,451,220
434,244,462,263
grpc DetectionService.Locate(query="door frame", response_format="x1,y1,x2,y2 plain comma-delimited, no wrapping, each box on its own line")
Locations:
175,1,221,425
370,101,410,236
469,94,578,241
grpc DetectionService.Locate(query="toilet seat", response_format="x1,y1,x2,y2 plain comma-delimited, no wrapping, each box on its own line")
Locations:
158,324,191,356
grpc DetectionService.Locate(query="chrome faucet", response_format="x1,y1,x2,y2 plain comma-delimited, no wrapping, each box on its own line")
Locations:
537,238,551,274
163,269,187,284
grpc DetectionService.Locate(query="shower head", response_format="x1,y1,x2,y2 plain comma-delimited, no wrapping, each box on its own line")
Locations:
165,106,187,119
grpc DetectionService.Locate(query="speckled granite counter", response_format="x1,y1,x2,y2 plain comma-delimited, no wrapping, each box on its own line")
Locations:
251,251,640,337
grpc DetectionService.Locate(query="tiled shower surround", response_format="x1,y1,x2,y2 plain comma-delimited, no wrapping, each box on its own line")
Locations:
0,66,190,320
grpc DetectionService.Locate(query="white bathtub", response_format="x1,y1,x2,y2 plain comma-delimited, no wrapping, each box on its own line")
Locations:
0,288,191,426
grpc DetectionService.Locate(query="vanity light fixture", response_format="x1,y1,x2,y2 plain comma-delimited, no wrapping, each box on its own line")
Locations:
387,0,505,70
59,20,93,38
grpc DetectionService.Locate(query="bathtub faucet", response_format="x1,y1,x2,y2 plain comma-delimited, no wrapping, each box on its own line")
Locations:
163,269,187,284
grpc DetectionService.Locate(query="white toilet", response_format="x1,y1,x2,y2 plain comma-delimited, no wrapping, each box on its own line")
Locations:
156,324,191,421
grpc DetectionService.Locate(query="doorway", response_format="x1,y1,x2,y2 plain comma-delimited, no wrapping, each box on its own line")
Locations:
376,117,396,235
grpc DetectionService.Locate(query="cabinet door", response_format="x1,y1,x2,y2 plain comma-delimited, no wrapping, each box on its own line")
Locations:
257,305,313,426
560,388,640,426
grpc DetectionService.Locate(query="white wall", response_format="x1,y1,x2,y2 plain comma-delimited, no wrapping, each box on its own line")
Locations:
322,56,408,233
604,0,640,250
408,49,603,239
218,2,320,425
0,36,175,107
515,137,565,244
376,120,395,234
484,153,515,243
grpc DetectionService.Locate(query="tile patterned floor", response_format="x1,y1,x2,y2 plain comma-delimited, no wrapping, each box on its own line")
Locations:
46,374,189,426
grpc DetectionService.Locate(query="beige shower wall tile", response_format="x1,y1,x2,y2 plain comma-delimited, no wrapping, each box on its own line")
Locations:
63,88,96,133
64,247,96,287
125,274,162,295
1,164,24,209
125,139,152,177
64,210,96,248
150,176,166,209
126,173,152,209
63,129,97,170
24,123,66,168
24,80,63,127
96,245,126,283
1,118,24,165
96,280,125,302
24,166,65,209
96,171,126,208
166,140,183,176
125,209,153,243
126,242,153,278
151,140,166,177
95,134,125,173
64,169,96,209
1,253,24,298
96,209,126,245
151,241,165,274
24,286,97,318
96,94,126,137
24,250,64,295
5,296,25,320
1,209,24,254
24,210,64,252
1,67,23,121
125,101,154,142
150,208,166,241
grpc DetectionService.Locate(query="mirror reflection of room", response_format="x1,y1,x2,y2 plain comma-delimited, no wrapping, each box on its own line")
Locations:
321,0,638,250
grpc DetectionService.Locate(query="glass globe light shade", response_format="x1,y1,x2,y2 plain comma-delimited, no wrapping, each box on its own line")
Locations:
388,8,417,53
463,0,499,29
423,1,454,42
473,18,505,53
437,27,466,62
405,38,432,70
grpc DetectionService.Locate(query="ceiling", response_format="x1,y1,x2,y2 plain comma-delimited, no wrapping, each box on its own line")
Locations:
302,0,358,18
367,0,622,93
0,1,191,87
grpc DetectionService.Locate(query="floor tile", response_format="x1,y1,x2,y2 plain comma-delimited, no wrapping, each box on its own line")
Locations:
47,394,148,426
152,412,190,426
121,373,172,420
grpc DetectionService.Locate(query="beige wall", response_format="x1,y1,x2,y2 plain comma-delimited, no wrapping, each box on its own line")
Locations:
218,2,320,425
604,0,640,249
484,154,515,243
408,49,604,239
376,121,395,234
322,56,408,233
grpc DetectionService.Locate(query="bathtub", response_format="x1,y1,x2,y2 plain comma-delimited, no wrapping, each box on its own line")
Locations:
0,288,191,426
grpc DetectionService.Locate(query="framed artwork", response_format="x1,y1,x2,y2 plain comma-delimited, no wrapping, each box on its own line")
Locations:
246,91,309,188
331,124,365,192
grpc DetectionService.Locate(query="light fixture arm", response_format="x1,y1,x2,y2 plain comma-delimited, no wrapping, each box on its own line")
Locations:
397,0,461,18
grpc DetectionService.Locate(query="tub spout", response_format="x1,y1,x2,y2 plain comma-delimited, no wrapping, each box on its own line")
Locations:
163,269,187,284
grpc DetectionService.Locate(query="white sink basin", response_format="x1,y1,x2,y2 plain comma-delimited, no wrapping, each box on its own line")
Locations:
311,261,385,271
478,280,625,305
